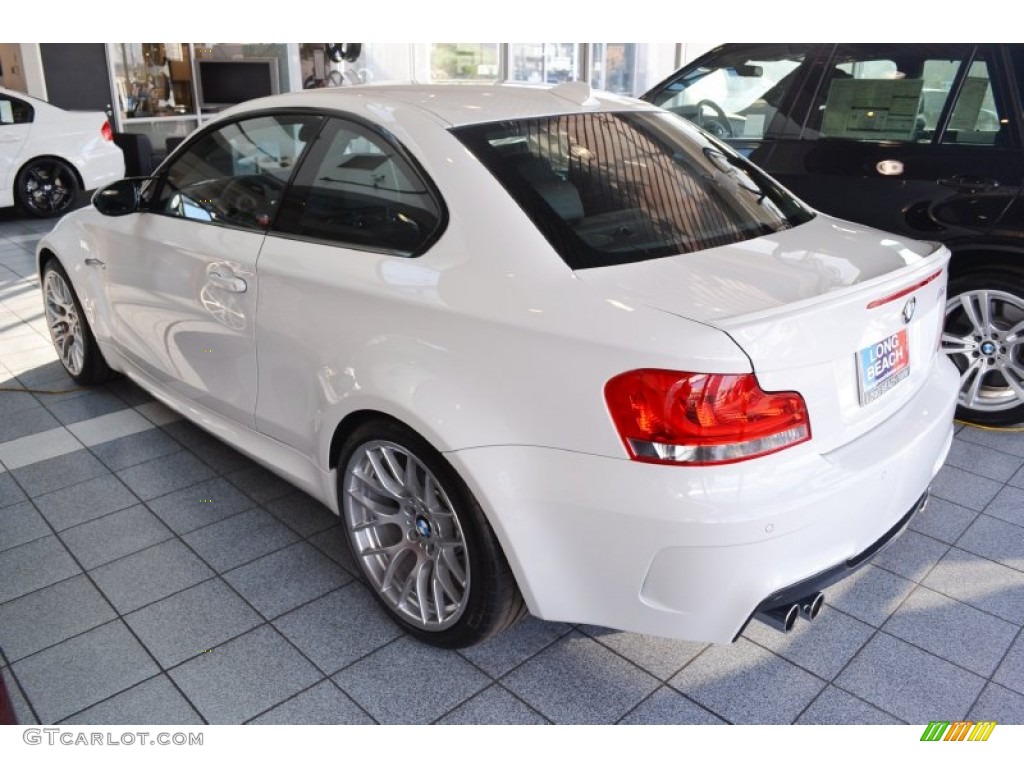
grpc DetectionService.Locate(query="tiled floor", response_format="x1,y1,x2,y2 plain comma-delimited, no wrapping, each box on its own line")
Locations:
1,207,1024,725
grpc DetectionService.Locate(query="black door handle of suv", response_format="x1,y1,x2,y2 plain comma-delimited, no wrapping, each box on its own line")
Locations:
938,175,1000,192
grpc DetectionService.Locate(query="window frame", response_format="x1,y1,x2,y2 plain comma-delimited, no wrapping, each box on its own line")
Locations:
0,94,35,125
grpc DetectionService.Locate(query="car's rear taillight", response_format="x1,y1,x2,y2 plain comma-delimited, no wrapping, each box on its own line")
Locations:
604,369,811,465
101,120,113,142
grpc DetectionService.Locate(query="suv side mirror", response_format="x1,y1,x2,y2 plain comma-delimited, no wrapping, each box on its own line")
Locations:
93,178,142,216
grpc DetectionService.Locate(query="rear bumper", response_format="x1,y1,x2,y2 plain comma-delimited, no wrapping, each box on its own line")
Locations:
448,356,957,643
78,143,125,191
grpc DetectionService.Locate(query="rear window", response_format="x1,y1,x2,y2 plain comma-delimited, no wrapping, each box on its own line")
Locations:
452,110,813,269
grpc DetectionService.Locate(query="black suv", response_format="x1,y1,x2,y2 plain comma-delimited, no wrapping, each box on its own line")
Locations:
643,43,1024,425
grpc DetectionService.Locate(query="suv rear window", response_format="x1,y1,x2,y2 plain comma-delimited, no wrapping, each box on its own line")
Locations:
453,111,813,269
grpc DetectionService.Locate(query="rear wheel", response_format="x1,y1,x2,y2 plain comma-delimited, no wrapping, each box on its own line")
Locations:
942,265,1024,426
338,418,525,648
41,259,111,385
17,158,80,218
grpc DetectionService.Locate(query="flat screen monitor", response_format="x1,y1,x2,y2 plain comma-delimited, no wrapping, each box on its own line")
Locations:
196,58,280,110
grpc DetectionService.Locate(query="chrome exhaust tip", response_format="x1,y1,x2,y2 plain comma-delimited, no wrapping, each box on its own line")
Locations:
801,592,825,621
755,602,800,633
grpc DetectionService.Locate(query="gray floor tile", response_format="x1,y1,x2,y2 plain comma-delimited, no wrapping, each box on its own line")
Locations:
11,449,107,497
668,638,825,724
103,378,153,407
501,632,660,724
438,684,549,724
223,541,350,619
308,527,357,576
460,616,573,678
983,486,1024,528
61,674,204,725
959,426,1024,458
33,473,138,531
273,583,403,674
162,421,251,473
91,539,215,614
249,680,373,724
124,578,263,668
116,451,217,501
993,633,1024,696
59,505,173,569
183,507,299,572
944,438,1024,482
957,515,1024,572
333,636,489,724
168,625,322,724
580,626,707,681
146,477,256,535
0,574,116,662
0,405,58,442
796,685,903,724
13,360,71,389
924,547,1024,625
264,491,340,538
827,565,916,627
835,633,985,723
618,686,725,725
872,529,949,582
0,472,27,508
0,499,51,553
1010,464,1024,490
909,497,978,544
0,535,79,604
11,621,160,723
224,464,294,504
0,389,39,418
91,429,181,472
882,586,1018,676
44,391,128,426
929,465,1004,511
742,606,875,680
1,666,37,725
969,683,1024,724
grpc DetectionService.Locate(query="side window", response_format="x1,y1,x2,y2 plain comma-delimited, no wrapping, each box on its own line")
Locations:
810,44,972,142
645,46,810,140
0,96,34,125
274,118,443,254
153,114,323,230
941,57,1005,146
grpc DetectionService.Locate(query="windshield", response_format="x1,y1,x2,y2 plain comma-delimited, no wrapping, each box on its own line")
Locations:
452,110,813,269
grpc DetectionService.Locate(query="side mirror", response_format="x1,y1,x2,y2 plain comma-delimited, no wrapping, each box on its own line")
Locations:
92,178,143,216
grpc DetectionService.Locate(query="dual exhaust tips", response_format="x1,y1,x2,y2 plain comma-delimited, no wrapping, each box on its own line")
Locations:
755,591,825,633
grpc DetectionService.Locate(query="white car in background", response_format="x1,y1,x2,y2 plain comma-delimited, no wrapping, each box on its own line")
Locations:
0,87,124,217
35,82,957,648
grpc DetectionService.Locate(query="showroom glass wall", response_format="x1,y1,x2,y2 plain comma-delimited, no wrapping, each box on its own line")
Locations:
104,43,712,146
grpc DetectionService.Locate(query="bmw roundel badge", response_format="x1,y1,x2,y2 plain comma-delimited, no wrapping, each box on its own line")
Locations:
903,297,916,324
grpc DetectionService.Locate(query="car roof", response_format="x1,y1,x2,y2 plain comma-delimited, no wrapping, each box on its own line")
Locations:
216,82,658,128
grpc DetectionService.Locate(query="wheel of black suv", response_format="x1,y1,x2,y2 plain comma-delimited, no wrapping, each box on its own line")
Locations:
41,259,111,385
338,418,525,648
942,264,1024,426
16,158,80,218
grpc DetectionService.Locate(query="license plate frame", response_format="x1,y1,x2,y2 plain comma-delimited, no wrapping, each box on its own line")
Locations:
857,328,910,406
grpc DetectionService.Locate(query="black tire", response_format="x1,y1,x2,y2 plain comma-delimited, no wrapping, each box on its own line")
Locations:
40,258,111,385
16,158,81,218
337,417,526,648
943,263,1024,426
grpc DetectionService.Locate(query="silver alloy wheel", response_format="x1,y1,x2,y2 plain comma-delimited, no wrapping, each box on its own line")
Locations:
43,268,85,376
343,440,470,631
942,289,1024,413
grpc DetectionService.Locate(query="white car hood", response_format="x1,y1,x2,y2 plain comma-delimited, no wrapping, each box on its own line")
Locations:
575,215,939,324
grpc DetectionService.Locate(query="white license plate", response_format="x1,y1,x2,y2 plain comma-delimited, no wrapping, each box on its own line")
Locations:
857,329,910,405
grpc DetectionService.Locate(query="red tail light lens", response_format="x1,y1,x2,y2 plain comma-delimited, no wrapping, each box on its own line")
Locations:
101,120,113,142
604,369,811,465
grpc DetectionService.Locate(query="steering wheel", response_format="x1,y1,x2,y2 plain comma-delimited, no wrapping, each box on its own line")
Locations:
695,99,734,138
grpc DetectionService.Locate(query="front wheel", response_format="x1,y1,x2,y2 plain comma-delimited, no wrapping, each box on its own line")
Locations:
942,265,1024,425
41,259,111,385
338,418,525,648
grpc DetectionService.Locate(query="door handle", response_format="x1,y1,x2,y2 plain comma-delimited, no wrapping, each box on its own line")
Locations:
85,257,105,268
207,267,247,293
938,175,1000,193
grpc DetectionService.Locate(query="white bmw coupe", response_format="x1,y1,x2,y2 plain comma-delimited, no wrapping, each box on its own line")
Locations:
36,82,958,647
